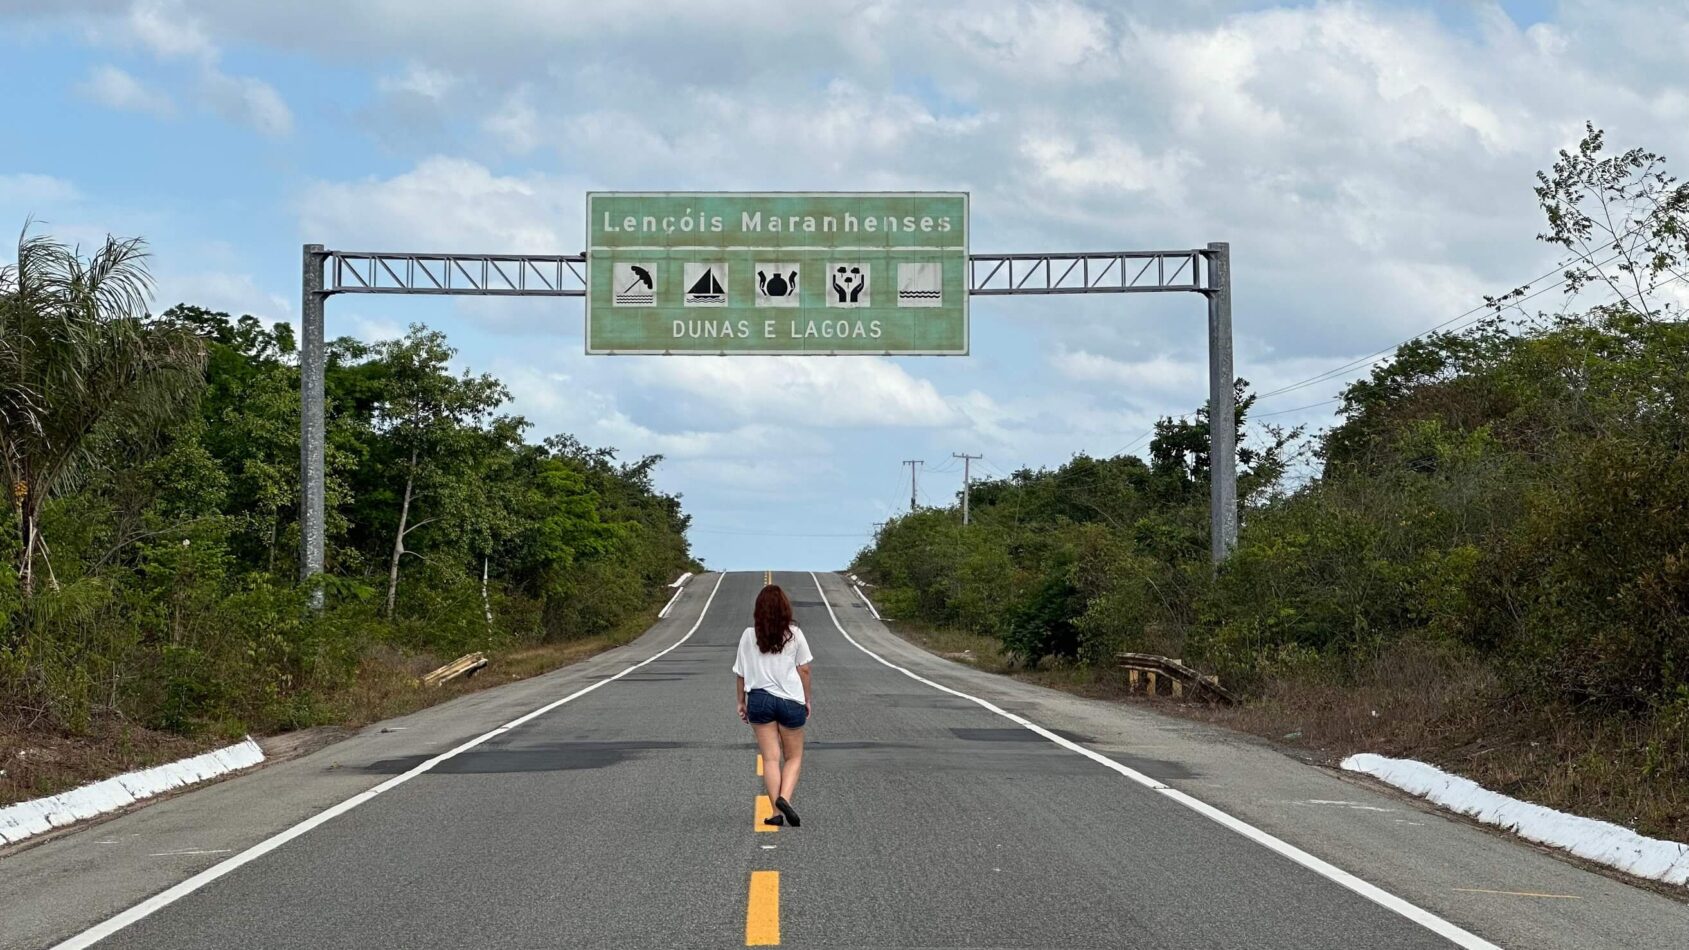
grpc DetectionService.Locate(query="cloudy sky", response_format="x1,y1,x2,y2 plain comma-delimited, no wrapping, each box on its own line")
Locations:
4,0,1687,570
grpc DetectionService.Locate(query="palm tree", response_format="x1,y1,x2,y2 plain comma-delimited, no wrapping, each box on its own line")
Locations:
0,223,205,598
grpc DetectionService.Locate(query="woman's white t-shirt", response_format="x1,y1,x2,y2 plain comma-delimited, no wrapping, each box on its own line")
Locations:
733,626,813,704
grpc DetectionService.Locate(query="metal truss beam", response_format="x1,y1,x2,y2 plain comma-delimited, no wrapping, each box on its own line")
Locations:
327,251,587,296
320,249,1211,297
967,250,1205,295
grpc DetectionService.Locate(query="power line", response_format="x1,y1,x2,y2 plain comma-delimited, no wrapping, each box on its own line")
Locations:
1253,243,1640,405
1112,411,1194,459
1254,267,1689,418
1255,398,1341,418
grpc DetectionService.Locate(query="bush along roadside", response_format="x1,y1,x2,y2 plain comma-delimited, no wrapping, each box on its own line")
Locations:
853,125,1689,845
2,228,698,804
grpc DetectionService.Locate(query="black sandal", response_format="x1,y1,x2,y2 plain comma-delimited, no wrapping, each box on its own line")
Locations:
774,796,801,828
762,813,785,826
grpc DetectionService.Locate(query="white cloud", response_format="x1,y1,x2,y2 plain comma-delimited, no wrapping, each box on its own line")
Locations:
624,358,963,429
0,173,81,207
76,64,176,117
299,158,580,252
376,63,459,101
484,90,540,155
349,316,406,342
123,0,216,60
935,0,1117,82
497,363,837,491
1021,133,1194,195
80,0,296,137
1051,349,1204,393
201,68,292,137
153,270,291,323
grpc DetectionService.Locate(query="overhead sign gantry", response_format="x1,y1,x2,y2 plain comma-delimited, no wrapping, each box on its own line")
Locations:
301,191,1234,604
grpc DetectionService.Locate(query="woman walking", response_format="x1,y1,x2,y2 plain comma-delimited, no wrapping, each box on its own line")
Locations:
734,584,813,827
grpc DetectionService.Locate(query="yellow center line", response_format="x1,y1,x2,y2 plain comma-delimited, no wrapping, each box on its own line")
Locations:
745,870,780,945
756,753,764,776
754,795,779,832
1452,887,1583,900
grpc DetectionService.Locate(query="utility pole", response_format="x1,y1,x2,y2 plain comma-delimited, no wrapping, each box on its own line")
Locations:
953,452,981,525
901,459,923,512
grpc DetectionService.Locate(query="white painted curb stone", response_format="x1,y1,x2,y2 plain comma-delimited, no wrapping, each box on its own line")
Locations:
853,583,882,620
1342,753,1689,885
1,737,264,846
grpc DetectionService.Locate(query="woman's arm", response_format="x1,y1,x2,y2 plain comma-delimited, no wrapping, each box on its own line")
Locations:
797,664,813,711
735,674,747,721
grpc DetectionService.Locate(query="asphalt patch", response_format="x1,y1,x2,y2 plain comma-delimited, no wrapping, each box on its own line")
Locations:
357,740,699,775
951,726,1094,744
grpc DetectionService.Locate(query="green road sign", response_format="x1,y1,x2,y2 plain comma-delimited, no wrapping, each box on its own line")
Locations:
586,192,968,354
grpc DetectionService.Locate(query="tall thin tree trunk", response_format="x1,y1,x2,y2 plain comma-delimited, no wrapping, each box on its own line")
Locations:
18,494,36,599
385,449,417,619
36,533,59,592
481,555,493,628
267,512,278,576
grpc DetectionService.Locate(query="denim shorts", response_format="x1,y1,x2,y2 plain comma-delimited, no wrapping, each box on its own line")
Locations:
746,688,808,728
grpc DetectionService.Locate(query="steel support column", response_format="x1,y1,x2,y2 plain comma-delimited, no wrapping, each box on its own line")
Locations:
300,244,327,608
1206,241,1237,564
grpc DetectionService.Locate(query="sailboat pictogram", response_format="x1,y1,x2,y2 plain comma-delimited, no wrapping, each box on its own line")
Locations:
688,269,723,295
684,264,727,305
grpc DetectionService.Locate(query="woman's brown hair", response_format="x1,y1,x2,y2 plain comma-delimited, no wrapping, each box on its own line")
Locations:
753,584,794,654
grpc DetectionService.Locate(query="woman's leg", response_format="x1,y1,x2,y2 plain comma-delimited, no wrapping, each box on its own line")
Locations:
752,722,783,804
776,725,804,802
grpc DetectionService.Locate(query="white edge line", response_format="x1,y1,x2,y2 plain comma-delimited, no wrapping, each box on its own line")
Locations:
658,586,685,619
851,583,881,620
806,571,1502,950
51,572,728,950
669,571,693,588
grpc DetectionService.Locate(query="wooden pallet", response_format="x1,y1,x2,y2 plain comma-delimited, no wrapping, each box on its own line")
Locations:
1117,652,1237,704
422,651,488,687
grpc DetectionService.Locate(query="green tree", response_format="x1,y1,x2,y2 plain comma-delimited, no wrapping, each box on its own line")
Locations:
364,327,514,618
1534,122,1689,319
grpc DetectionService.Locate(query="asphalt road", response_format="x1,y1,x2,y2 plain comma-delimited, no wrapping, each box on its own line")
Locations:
9,571,1686,949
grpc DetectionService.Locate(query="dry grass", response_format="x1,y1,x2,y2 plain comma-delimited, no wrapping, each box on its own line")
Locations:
892,624,1010,671
323,605,660,729
886,622,1689,845
326,635,633,728
1,605,663,807
1,715,217,806
1180,646,1689,844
